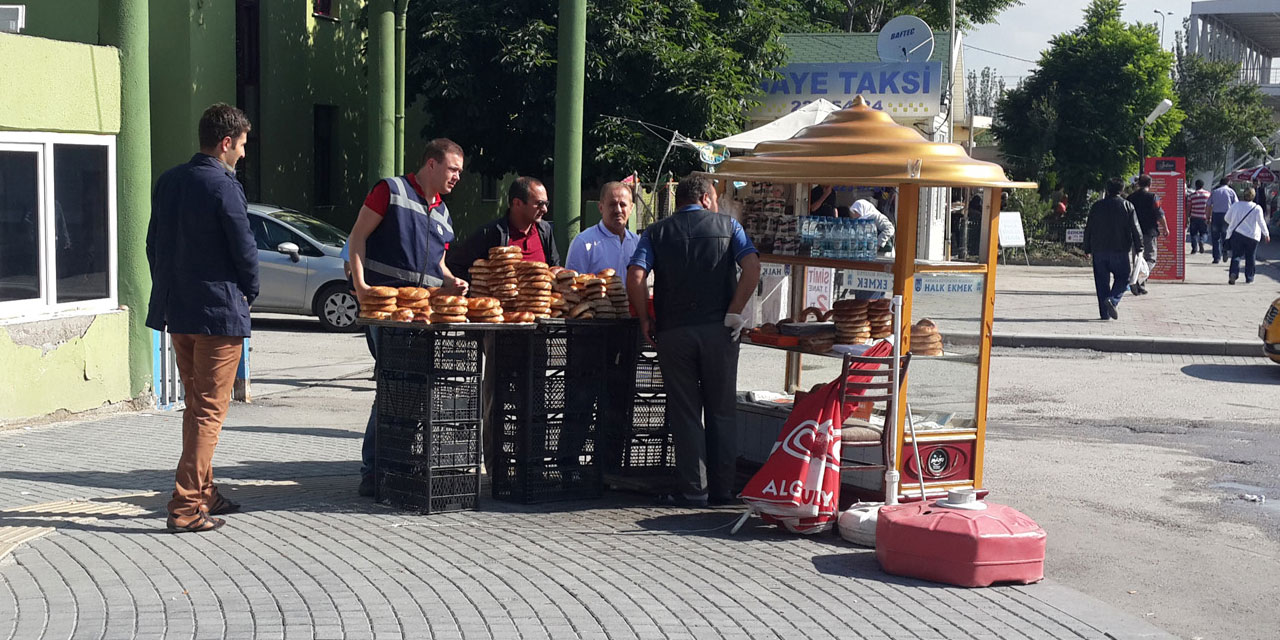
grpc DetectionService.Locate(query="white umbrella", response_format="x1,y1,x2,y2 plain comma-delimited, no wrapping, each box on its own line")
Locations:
714,99,842,152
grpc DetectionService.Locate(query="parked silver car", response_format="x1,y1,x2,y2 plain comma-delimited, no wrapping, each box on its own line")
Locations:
247,204,358,332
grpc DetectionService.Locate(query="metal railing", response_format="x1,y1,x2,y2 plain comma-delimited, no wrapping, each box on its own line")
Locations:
1237,66,1280,86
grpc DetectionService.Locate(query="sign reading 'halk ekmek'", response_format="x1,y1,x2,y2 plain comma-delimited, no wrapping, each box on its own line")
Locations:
750,62,944,120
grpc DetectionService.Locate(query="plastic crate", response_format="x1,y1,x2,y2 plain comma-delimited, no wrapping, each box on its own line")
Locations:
490,324,607,503
619,432,676,470
377,420,480,470
377,329,481,377
633,350,664,393
379,468,480,514
377,371,481,424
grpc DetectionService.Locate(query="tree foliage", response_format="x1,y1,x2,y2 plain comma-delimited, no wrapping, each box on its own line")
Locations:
1166,40,1275,176
779,0,1021,32
992,0,1181,203
965,66,1005,118
406,0,789,187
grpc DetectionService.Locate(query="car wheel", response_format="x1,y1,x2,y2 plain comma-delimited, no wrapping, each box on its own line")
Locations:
315,282,360,332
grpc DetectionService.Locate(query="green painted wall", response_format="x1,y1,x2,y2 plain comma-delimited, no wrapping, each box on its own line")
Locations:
21,0,100,45
0,34,120,134
0,312,131,425
148,0,236,177
258,0,370,229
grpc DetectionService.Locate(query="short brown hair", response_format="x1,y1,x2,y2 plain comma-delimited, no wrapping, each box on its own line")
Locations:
598,181,632,201
674,175,713,207
421,138,464,166
198,103,251,149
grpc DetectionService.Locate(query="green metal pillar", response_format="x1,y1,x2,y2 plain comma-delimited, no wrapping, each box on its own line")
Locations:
100,0,153,398
553,0,586,251
395,0,408,174
368,0,396,182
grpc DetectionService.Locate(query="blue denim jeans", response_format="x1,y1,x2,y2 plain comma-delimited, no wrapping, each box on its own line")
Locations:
1229,233,1259,282
1091,251,1131,318
1210,213,1229,261
360,325,380,478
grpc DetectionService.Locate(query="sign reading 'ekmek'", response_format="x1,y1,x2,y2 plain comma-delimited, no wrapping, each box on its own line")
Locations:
751,62,944,120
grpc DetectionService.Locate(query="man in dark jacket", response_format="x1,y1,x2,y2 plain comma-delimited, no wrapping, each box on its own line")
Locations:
1125,174,1167,294
627,176,761,507
146,104,259,533
1084,177,1143,321
447,177,561,279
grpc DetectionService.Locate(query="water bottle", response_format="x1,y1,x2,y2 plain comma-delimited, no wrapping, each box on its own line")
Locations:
862,219,875,260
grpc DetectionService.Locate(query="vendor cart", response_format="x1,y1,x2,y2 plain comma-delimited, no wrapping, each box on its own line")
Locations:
709,96,1035,501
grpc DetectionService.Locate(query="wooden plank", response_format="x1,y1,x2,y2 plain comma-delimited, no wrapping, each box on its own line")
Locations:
912,261,990,273
759,253,894,272
973,187,1002,489
890,184,920,480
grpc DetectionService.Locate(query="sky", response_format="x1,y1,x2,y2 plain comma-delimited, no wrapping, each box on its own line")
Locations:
963,1,1197,82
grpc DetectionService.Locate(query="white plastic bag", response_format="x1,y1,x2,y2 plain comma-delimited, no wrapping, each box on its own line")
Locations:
1129,253,1150,286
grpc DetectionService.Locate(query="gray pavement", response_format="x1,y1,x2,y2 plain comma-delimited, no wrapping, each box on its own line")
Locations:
986,240,1278,354
0,388,1175,639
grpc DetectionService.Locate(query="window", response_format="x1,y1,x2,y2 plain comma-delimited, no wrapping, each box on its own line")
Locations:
0,132,116,320
249,215,322,257
313,0,337,20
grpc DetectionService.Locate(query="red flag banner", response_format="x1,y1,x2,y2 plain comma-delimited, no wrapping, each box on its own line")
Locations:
741,340,894,534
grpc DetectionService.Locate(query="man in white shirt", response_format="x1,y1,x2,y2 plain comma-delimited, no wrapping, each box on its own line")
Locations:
1208,177,1238,263
566,182,640,279
1224,186,1270,284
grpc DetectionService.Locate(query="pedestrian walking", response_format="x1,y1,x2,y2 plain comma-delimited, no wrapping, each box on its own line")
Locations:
1208,177,1238,263
347,138,469,497
146,104,259,533
1126,175,1167,294
1224,186,1271,284
1083,178,1143,320
1186,179,1211,254
627,176,761,506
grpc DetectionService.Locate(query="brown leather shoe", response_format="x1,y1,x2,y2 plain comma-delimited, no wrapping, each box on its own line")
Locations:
166,513,226,534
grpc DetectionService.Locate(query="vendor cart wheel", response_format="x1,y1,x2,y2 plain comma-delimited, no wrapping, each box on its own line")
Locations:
729,510,751,535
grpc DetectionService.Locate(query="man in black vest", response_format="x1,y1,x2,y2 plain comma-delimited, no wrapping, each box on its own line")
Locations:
626,176,761,507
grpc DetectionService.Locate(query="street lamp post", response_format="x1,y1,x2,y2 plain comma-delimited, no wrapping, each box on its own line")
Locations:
1153,10,1174,49
1140,98,1174,170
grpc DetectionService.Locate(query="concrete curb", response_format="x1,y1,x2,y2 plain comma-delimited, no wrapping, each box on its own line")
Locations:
948,332,1264,357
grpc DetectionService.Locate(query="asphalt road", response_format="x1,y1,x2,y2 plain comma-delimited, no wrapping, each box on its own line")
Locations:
249,316,1280,639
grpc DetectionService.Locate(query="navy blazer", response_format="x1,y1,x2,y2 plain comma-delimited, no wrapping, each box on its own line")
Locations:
145,154,260,337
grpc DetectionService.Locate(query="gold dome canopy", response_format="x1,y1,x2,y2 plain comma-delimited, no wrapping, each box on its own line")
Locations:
707,96,1036,189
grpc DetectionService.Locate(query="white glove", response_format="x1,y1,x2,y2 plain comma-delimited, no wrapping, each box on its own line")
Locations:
724,313,747,341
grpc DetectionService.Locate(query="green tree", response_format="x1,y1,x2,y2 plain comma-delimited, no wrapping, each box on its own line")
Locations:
1167,40,1275,176
406,0,789,188
993,0,1182,204
780,0,1021,32
965,66,1005,118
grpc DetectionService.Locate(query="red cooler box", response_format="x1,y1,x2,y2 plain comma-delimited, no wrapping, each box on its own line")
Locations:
876,490,1046,588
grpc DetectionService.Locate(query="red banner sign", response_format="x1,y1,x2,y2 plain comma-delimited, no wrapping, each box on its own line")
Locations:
1144,157,1186,281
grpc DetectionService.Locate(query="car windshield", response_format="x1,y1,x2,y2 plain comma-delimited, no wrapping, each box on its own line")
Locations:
265,210,347,247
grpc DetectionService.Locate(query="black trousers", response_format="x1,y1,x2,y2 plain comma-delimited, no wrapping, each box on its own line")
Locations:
655,322,739,500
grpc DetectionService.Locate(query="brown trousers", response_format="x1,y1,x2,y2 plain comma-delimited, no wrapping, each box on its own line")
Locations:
167,334,243,524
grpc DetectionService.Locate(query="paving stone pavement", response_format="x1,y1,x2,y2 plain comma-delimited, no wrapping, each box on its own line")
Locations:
0,412,1174,640
989,242,1278,342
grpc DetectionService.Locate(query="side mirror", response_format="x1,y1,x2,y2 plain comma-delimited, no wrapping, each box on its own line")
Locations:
276,242,300,262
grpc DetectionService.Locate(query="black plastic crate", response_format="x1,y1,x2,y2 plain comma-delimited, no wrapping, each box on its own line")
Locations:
633,351,664,393
377,420,480,470
619,432,676,470
377,329,481,377
378,468,480,514
377,371,481,423
630,393,669,434
490,324,607,503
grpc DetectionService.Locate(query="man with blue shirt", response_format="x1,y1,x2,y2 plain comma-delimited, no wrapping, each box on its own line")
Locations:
566,182,639,277
347,138,469,497
627,176,761,507
147,103,259,533
1209,177,1238,263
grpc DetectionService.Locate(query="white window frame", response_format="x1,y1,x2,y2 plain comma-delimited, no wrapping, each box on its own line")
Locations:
0,131,118,323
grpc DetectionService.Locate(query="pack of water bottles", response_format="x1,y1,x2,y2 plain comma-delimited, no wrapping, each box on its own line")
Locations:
799,217,880,260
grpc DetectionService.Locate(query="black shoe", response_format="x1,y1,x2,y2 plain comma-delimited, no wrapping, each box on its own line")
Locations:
1105,300,1118,319
655,493,709,508
1228,276,1237,285
358,474,375,497
1129,284,1140,296
1138,284,1149,295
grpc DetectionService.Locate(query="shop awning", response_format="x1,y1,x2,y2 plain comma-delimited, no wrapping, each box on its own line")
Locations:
714,99,842,152
706,96,1036,189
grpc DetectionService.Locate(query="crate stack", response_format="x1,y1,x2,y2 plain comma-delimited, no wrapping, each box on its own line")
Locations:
490,322,607,503
610,333,677,483
374,329,483,513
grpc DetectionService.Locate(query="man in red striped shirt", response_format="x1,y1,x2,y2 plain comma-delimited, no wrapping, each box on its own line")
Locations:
1186,179,1211,255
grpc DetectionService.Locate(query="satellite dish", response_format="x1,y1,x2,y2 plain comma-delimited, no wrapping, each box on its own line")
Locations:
877,15,935,63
